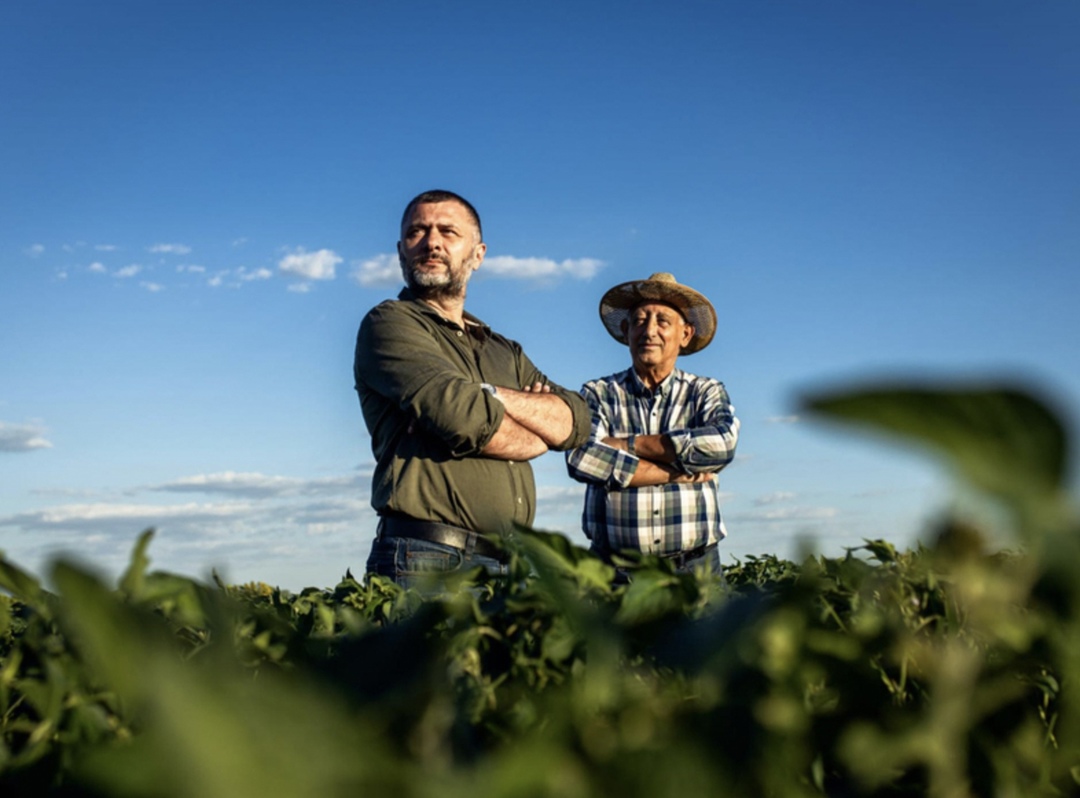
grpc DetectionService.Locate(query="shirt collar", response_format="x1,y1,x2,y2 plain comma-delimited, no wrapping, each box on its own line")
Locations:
397,286,492,337
626,366,680,398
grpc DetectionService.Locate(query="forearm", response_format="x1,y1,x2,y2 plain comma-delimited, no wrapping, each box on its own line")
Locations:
497,387,574,448
602,434,677,464
597,435,716,486
627,458,715,487
481,413,549,461
605,424,737,474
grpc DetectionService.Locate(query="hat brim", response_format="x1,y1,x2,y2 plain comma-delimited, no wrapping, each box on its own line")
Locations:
599,278,717,355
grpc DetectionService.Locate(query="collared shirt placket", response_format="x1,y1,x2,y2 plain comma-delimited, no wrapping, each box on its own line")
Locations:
463,321,532,529
642,386,664,553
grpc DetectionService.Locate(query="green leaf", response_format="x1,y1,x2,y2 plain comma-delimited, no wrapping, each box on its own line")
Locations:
51,560,398,798
118,528,155,600
0,557,45,607
802,383,1069,515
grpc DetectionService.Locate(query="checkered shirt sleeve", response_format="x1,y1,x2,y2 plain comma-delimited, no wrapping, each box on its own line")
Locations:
565,368,739,555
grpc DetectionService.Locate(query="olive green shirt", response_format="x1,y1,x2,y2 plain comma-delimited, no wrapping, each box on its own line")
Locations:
354,288,591,536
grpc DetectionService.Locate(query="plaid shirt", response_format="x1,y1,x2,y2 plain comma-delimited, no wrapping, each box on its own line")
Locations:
565,367,739,555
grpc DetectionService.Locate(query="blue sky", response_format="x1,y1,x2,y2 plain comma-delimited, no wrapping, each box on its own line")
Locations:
2,1,1078,589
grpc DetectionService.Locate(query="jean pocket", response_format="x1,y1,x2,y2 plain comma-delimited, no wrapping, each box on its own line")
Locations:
399,539,462,575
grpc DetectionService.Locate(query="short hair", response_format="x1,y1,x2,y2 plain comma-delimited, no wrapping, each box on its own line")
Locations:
400,190,483,240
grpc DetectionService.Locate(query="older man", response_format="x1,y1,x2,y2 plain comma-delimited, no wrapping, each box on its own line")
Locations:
355,189,591,589
566,273,739,576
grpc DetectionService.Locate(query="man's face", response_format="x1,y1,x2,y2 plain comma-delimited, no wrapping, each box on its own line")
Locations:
624,302,694,374
398,201,486,300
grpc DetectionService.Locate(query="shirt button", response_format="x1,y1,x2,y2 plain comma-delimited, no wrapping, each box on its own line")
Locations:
517,497,523,504
456,331,463,337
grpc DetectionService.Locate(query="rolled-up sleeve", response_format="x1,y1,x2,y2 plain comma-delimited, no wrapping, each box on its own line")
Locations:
512,349,592,451
565,385,638,488
355,305,505,457
666,381,739,474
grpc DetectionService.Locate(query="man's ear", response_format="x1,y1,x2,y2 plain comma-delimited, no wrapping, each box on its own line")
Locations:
681,323,695,347
471,241,487,271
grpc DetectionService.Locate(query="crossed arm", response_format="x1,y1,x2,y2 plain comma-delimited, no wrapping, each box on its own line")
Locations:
600,434,716,487
565,378,739,489
358,305,587,463
481,383,574,461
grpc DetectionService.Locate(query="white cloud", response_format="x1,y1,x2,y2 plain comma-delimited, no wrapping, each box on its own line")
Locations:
536,484,586,517
238,267,273,281
148,243,192,255
30,487,99,499
89,262,107,273
0,501,259,536
754,492,798,506
735,506,839,522
765,415,801,425
95,244,118,252
232,237,248,248
177,264,205,273
0,422,53,452
115,264,142,278
351,253,400,287
148,471,364,499
25,243,45,257
349,252,605,288
482,256,604,282
278,248,341,280
140,281,164,292
0,472,379,589
288,282,312,294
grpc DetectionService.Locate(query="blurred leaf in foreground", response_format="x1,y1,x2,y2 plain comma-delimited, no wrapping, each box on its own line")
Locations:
802,383,1072,533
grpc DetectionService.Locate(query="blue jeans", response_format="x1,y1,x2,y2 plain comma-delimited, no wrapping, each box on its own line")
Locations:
366,533,510,593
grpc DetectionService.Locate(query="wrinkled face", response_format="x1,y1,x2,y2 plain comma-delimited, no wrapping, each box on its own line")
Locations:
398,201,486,300
623,301,694,374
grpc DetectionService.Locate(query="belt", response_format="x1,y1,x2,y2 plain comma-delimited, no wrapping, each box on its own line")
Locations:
660,543,716,569
379,516,507,562
593,540,716,568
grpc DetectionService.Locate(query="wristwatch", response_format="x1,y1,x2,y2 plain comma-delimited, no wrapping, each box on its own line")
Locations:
626,434,637,456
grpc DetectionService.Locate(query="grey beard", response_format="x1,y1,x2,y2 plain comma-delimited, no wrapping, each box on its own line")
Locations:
401,254,471,301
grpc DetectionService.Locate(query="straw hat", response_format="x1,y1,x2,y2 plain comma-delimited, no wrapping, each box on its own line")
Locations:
599,272,716,355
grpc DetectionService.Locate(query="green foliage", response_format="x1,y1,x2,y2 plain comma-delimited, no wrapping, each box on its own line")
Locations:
0,382,1078,796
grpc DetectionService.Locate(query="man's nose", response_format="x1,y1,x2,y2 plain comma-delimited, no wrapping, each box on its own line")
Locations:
422,230,444,251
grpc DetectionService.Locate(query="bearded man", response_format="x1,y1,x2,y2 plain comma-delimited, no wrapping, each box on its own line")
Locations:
355,190,590,588
566,273,739,577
